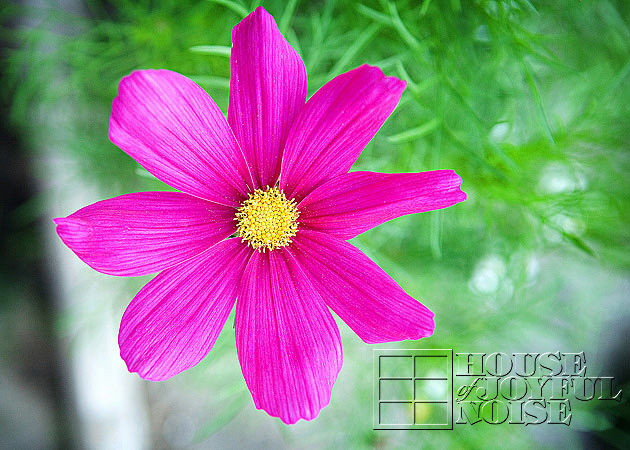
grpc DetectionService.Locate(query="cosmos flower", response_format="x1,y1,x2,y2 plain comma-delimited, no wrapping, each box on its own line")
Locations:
54,7,465,424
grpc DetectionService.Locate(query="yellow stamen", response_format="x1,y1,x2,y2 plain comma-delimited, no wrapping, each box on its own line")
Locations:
235,186,299,252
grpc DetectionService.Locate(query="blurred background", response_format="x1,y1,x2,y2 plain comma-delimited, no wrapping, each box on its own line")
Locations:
1,0,629,448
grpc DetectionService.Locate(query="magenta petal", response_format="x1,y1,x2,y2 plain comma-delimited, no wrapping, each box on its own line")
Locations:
280,65,406,201
235,249,342,424
292,230,435,344
54,192,236,276
110,70,253,206
119,239,253,381
229,7,307,189
299,170,466,240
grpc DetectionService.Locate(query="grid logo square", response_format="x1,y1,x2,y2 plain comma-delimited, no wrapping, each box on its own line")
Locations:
374,349,453,430
380,379,413,401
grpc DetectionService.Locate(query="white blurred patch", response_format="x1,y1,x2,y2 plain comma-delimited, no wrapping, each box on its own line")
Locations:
551,214,585,236
469,254,506,295
490,122,510,142
425,377,448,399
537,162,586,194
526,254,541,285
544,214,586,243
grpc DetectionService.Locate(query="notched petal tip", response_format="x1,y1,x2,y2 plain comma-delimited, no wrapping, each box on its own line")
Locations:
447,169,467,203
356,63,407,95
119,349,175,382
252,401,327,425
54,216,93,241
360,301,435,344
418,308,436,338
108,69,169,143
431,169,467,205
119,351,166,382
426,319,437,337
251,5,271,17
233,5,274,39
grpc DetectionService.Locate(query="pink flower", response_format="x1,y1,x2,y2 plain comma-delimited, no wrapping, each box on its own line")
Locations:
55,7,465,424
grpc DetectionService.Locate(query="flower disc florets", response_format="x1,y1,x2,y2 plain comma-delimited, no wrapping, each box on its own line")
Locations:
235,187,299,252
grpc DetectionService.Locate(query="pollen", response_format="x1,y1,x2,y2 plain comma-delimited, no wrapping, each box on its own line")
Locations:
235,186,300,252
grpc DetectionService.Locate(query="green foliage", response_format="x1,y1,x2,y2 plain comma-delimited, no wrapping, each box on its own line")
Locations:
4,0,629,448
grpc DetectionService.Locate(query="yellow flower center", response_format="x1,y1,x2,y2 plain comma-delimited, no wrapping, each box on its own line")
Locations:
235,187,299,252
